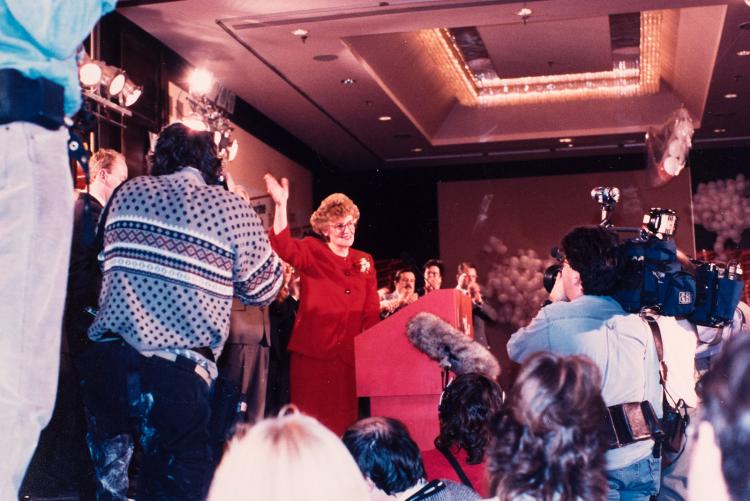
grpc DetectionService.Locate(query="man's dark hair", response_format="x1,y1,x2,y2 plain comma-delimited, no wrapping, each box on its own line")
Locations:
698,334,750,501
423,259,445,276
561,226,620,295
149,122,222,185
393,268,414,285
342,417,425,495
435,373,504,464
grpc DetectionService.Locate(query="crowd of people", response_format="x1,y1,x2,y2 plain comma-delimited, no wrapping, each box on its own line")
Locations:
3,4,750,501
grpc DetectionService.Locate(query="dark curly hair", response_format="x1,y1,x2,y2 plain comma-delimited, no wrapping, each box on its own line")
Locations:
561,226,621,295
435,373,504,464
149,122,222,185
342,417,425,495
487,352,608,501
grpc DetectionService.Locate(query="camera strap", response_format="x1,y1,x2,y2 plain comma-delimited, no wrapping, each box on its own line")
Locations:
643,315,668,385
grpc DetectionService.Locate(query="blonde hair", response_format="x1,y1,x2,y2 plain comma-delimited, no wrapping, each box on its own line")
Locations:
309,193,360,235
208,411,370,501
89,148,124,179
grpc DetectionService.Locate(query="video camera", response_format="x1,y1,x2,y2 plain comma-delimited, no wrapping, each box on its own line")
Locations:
544,187,744,327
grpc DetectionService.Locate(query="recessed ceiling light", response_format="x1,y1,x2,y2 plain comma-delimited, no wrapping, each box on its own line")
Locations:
378,115,392,122
737,50,750,57
291,28,308,37
567,143,574,148
724,93,738,99
714,128,727,133
411,147,423,153
558,138,573,143
516,7,532,18
340,78,356,85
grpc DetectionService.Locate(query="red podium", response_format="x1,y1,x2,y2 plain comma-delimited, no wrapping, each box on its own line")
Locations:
354,289,473,450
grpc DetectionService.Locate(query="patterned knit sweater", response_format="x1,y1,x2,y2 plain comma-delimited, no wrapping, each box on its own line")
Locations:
89,168,283,367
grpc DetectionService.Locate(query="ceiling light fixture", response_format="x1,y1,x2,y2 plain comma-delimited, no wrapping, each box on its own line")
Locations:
516,6,532,24
292,28,309,43
378,115,392,122
737,50,750,56
558,138,573,143
188,68,214,96
77,49,141,116
100,64,126,96
424,10,662,107
713,128,727,133
411,147,423,153
78,53,102,87
119,78,142,107
341,78,356,85
724,93,738,99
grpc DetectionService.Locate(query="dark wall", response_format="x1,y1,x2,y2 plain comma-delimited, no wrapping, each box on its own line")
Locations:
316,147,750,266
315,152,646,269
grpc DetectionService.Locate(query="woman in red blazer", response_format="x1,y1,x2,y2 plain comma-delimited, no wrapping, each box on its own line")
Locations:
263,174,380,434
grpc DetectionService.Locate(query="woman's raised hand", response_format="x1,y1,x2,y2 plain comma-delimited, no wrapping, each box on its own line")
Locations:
264,173,289,206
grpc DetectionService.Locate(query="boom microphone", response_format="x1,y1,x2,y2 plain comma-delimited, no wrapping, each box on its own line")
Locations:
406,312,501,380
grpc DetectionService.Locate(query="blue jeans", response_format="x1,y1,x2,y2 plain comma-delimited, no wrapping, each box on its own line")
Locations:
607,455,662,500
79,340,214,500
0,123,73,499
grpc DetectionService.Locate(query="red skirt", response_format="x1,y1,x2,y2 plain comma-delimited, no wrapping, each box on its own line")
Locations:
289,352,358,435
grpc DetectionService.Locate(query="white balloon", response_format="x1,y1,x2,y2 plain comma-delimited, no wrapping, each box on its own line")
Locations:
663,156,683,176
668,140,683,158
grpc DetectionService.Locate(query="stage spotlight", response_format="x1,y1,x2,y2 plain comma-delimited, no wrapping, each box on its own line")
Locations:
189,68,214,96
120,78,142,107
78,56,102,87
100,64,126,96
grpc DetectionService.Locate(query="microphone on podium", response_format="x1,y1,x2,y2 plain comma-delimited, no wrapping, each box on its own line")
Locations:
406,312,501,381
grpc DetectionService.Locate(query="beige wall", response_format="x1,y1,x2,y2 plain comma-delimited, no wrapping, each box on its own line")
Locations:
225,123,313,232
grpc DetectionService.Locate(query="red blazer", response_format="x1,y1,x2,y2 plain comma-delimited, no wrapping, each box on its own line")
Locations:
269,227,380,362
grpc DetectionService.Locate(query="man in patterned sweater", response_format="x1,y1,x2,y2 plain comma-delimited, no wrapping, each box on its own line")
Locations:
80,123,284,500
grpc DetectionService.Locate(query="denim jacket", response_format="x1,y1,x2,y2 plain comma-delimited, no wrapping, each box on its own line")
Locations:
507,295,662,471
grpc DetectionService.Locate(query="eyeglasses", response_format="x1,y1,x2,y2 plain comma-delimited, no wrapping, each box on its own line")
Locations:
332,221,357,234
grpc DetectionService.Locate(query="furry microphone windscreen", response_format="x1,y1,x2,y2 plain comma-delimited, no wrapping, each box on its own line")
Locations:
406,312,501,380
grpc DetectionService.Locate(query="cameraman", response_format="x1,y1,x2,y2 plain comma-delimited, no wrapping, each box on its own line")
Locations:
507,226,663,500
0,2,116,498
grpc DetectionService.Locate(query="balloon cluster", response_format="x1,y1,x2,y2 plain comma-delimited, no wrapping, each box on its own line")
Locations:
647,108,694,185
693,173,750,256
482,236,551,328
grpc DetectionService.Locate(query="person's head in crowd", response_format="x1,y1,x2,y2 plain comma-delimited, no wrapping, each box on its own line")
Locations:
456,262,478,291
149,122,223,185
435,373,504,464
559,226,620,299
394,268,416,297
342,416,425,498
88,148,128,204
487,352,608,501
690,334,750,501
208,408,369,501
423,259,445,293
309,193,360,249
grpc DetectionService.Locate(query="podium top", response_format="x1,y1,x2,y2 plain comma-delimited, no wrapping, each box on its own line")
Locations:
354,289,473,397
